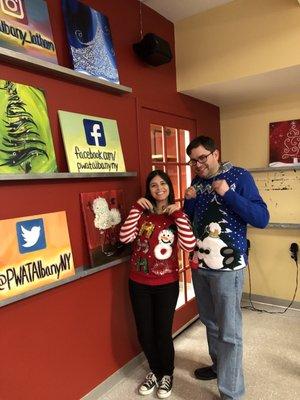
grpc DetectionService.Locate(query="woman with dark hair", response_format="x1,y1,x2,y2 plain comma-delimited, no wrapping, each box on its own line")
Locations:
120,170,196,398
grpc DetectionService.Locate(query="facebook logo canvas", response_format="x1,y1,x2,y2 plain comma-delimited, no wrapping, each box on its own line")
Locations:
16,218,46,254
83,119,106,146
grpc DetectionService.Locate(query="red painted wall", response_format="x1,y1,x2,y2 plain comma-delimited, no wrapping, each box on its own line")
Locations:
0,1,220,399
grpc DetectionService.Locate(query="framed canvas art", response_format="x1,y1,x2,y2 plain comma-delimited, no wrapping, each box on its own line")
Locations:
0,0,57,63
0,211,74,300
81,190,130,268
0,79,57,173
62,0,119,83
58,110,126,173
269,119,300,167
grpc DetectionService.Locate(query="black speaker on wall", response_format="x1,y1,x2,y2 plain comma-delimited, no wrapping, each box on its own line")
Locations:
133,33,173,66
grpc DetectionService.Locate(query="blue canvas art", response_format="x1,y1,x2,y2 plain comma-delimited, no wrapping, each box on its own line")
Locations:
62,0,119,84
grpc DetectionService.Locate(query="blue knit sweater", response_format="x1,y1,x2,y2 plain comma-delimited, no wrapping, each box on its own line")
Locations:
184,163,269,271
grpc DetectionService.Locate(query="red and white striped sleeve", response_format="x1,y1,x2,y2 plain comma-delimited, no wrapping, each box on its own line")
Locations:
172,211,196,252
119,204,144,243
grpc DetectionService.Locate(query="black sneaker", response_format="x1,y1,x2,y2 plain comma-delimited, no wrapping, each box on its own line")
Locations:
194,366,217,380
138,372,158,395
157,375,173,399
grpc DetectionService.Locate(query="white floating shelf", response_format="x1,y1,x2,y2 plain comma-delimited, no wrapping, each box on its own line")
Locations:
0,172,137,181
249,223,300,229
0,47,132,94
0,256,131,308
249,165,300,172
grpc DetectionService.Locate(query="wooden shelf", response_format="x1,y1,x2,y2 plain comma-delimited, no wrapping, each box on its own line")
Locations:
249,165,300,173
0,256,130,308
0,47,132,95
0,172,137,181
249,223,300,229
267,223,300,229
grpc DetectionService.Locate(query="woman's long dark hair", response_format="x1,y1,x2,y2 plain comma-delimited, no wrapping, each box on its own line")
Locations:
144,170,175,207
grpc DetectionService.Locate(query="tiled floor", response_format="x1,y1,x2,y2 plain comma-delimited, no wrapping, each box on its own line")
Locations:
102,304,300,400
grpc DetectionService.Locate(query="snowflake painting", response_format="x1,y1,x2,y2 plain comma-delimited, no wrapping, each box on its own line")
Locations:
62,0,119,83
0,79,57,173
81,190,130,268
269,119,300,167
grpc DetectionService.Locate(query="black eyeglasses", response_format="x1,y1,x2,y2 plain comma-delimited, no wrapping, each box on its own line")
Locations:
187,151,214,166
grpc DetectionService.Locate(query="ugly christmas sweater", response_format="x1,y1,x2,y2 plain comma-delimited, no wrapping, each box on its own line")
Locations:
184,163,269,271
119,203,196,285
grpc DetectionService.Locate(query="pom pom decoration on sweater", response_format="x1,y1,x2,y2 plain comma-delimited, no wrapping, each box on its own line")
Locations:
154,229,175,260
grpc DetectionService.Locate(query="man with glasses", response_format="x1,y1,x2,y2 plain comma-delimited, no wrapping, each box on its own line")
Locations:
184,136,269,400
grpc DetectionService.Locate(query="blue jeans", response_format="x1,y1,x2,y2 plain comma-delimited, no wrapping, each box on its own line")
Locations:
192,268,245,400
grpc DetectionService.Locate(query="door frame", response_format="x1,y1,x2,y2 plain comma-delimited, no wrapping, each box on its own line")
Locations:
137,103,199,331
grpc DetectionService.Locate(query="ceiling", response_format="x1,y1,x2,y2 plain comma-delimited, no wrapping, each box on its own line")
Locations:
142,0,234,22
142,0,300,107
182,64,300,107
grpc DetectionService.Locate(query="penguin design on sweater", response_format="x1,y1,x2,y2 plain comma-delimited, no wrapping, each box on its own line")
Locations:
154,229,175,260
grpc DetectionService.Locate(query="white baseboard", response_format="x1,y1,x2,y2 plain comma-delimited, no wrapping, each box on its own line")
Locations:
242,292,300,309
81,352,146,400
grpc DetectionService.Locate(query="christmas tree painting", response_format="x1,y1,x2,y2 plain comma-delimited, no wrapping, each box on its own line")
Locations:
0,80,57,173
269,119,300,166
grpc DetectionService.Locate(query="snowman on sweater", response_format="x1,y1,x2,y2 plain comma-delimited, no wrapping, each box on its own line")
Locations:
195,222,234,270
154,229,175,260
152,229,175,276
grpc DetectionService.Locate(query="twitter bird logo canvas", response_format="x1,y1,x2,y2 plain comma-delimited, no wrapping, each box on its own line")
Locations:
16,218,46,254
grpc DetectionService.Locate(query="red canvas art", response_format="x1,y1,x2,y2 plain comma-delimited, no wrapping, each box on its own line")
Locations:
81,190,130,268
269,119,300,166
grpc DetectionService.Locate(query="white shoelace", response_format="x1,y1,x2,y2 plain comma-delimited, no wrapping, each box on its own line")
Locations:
159,375,172,391
142,372,157,389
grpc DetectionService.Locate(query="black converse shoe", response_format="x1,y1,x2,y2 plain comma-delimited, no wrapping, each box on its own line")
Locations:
138,372,158,395
157,375,173,399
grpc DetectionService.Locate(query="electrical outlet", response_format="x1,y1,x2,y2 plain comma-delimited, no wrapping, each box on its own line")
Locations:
290,243,299,262
246,239,250,256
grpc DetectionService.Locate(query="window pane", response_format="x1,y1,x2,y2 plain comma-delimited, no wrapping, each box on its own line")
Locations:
166,164,179,199
178,249,184,272
165,127,177,162
183,251,190,268
186,268,195,301
176,271,185,309
178,129,190,163
180,165,192,198
151,124,164,162
152,164,166,172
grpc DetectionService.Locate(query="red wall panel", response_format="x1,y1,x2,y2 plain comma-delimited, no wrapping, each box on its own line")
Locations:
0,1,220,399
